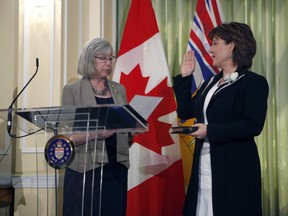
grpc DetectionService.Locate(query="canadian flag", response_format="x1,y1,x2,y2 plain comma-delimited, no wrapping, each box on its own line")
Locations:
112,0,185,215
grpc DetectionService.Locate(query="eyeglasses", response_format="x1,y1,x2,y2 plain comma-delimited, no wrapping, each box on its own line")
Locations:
95,56,117,63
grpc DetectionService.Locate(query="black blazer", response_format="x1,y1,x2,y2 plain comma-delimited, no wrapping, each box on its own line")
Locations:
173,67,269,216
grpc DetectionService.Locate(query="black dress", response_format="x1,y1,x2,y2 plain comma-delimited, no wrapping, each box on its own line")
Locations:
63,97,128,216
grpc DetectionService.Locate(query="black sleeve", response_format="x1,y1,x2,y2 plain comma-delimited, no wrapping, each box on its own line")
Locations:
173,74,196,120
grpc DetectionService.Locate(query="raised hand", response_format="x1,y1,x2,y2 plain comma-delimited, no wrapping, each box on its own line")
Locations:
181,50,196,77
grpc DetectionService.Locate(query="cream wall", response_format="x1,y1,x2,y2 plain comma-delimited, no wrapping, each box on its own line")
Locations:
0,0,18,198
0,0,116,215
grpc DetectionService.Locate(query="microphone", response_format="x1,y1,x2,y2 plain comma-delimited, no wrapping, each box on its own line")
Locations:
7,58,39,136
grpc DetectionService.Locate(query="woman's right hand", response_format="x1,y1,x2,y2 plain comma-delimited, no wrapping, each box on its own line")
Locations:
191,123,207,140
70,130,115,146
181,50,196,77
89,130,115,140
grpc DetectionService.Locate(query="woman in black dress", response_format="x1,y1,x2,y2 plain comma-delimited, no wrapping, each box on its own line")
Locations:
173,22,269,216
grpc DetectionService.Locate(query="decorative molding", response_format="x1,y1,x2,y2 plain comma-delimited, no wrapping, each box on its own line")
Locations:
0,175,12,186
49,0,55,106
22,0,30,108
11,174,64,188
63,0,68,86
79,0,83,52
20,138,45,153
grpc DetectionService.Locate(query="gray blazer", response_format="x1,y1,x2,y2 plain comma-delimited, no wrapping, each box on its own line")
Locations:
62,77,130,172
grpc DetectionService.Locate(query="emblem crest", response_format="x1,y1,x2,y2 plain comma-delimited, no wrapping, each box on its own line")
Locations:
45,135,75,169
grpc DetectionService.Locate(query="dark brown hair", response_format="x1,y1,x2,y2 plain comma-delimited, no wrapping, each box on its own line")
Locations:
208,22,256,69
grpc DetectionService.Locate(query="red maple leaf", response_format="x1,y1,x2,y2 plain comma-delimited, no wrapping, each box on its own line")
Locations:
119,64,176,154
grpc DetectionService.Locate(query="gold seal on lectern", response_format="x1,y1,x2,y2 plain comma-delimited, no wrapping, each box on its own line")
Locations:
44,134,75,169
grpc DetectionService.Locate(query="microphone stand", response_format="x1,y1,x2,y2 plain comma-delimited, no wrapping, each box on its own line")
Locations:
7,58,42,138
